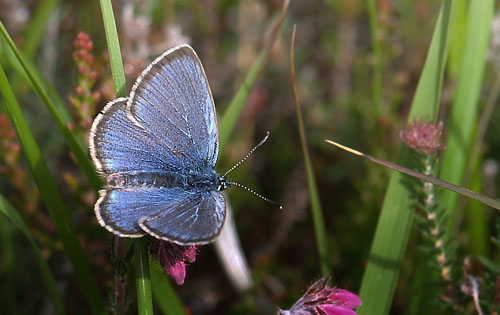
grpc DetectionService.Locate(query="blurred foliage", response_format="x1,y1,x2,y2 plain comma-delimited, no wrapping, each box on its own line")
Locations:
0,0,499,314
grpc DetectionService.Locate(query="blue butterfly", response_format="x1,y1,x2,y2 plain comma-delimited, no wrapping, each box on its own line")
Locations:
89,45,229,245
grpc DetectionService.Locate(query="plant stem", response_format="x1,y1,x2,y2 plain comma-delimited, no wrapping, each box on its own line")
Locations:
135,240,153,315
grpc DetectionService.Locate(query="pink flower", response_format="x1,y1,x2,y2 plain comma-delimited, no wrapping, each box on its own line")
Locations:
400,120,444,155
279,277,361,315
149,241,197,285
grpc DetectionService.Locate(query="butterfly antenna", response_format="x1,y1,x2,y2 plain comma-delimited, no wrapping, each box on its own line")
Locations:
223,131,270,177
227,180,283,209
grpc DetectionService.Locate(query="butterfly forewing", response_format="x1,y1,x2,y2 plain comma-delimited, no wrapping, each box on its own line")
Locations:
128,45,219,170
90,98,185,174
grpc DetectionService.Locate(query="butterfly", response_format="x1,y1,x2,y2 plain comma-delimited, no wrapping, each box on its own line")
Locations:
89,45,229,245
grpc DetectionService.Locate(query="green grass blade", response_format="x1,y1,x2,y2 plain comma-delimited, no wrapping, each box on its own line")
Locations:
0,215,16,313
357,2,455,314
464,159,489,255
0,21,102,193
447,0,467,79
135,240,153,315
21,0,60,59
218,50,267,152
218,0,289,153
438,0,494,238
151,261,186,315
291,26,328,276
7,0,60,99
98,0,155,312
0,36,72,122
0,64,106,314
0,194,65,315
99,0,127,97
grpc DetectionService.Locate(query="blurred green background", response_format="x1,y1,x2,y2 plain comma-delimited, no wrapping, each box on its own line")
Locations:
0,0,499,314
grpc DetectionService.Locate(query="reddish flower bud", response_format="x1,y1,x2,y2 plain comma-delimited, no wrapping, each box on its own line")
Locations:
150,241,198,285
78,65,88,74
75,86,85,96
90,70,98,81
400,120,444,155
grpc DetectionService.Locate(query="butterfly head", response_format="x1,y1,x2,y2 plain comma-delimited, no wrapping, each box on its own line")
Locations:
216,176,231,192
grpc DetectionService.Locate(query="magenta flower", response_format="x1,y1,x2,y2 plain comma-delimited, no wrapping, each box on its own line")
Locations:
149,241,197,285
400,120,444,155
279,277,361,315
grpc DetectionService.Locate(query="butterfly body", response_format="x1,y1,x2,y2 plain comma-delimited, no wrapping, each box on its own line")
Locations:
105,169,228,192
89,45,227,245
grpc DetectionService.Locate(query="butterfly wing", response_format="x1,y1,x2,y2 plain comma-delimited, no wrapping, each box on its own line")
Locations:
138,190,226,245
90,45,225,243
128,45,219,170
95,187,179,237
96,186,226,243
89,98,185,174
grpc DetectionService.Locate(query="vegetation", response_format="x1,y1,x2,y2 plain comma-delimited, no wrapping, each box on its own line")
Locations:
0,0,499,314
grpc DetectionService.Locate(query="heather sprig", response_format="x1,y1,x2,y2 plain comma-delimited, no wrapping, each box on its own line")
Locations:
68,31,100,138
400,120,500,313
401,120,458,306
64,32,101,209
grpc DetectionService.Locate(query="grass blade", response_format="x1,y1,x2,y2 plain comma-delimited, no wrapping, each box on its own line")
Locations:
291,25,329,276
0,21,102,192
151,262,186,315
438,0,494,237
21,0,60,59
357,2,455,313
7,0,61,100
325,140,500,211
99,0,127,97
464,160,489,255
98,0,155,312
447,0,467,79
0,194,64,315
0,63,106,314
218,0,289,153
135,240,153,315
0,36,72,122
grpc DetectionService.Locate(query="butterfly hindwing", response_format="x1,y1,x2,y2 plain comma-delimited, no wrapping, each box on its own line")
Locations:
138,191,226,245
95,186,205,238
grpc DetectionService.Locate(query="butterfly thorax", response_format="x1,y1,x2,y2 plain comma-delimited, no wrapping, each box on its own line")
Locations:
106,170,230,192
